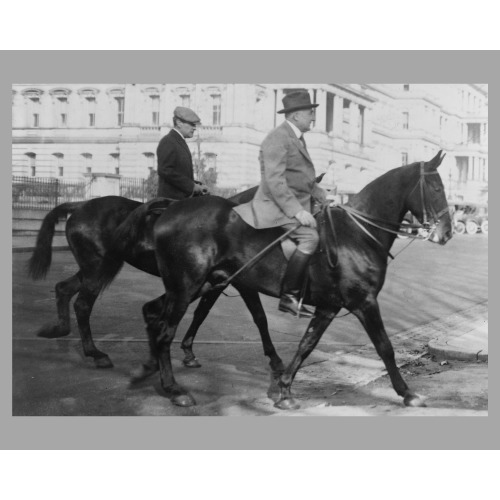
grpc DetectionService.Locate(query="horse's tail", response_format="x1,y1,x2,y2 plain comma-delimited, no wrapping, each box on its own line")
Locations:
27,202,85,280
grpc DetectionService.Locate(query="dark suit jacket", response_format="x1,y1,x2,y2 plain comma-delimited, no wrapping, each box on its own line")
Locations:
156,129,195,199
233,121,326,228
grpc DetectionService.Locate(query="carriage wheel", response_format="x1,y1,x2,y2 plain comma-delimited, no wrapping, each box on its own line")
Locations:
466,221,478,235
454,221,466,235
481,221,488,234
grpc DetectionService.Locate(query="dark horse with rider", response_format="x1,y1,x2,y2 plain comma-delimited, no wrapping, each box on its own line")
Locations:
28,91,452,410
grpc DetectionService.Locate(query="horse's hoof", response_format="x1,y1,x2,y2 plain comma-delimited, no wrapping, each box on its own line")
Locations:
274,398,301,410
129,364,158,383
37,325,70,339
94,356,114,369
172,393,196,407
404,393,427,407
183,358,202,368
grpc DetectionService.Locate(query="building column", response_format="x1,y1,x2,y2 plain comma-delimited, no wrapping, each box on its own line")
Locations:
349,102,359,143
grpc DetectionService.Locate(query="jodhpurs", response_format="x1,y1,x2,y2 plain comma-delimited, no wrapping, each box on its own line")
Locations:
282,223,319,255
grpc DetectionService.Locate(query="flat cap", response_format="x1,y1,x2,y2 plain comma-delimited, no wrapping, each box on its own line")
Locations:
174,106,201,124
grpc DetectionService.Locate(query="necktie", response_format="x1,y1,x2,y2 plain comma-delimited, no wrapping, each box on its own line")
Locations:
299,135,307,150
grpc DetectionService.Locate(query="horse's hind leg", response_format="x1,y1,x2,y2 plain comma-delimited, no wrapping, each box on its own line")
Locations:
180,289,223,368
130,294,165,383
73,281,113,368
235,285,285,378
37,272,81,338
353,299,426,407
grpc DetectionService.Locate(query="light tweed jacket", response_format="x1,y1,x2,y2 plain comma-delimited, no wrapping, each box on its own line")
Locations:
233,121,326,228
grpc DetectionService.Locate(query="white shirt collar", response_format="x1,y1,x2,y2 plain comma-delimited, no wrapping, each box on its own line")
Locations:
286,120,302,139
173,127,186,142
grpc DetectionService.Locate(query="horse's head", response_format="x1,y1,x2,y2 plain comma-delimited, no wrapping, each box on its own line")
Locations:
405,150,453,245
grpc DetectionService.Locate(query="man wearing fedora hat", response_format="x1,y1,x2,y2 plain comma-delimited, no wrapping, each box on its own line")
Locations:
233,90,327,318
156,106,209,199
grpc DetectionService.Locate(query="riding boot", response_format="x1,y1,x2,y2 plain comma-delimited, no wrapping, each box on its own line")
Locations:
279,249,315,318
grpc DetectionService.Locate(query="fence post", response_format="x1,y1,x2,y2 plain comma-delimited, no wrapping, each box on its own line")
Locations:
55,178,59,208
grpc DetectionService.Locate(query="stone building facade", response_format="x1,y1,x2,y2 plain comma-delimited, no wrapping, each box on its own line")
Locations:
12,83,488,204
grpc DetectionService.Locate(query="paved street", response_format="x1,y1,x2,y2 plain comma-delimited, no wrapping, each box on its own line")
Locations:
12,233,488,416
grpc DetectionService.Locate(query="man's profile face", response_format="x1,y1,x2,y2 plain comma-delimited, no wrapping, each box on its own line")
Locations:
293,108,315,133
176,119,197,138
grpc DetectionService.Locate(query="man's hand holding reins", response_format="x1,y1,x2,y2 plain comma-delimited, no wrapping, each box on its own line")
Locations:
294,209,317,228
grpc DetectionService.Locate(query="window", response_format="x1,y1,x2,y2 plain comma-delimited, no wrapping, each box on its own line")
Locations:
403,84,410,91
57,97,68,127
467,123,481,144
342,99,350,137
115,97,124,126
359,106,365,145
29,97,41,127
143,152,155,173
326,92,334,133
53,153,64,177
110,153,120,175
26,153,36,176
180,94,191,108
402,112,409,129
211,94,221,126
82,153,92,174
86,97,96,127
402,152,408,166
150,95,159,126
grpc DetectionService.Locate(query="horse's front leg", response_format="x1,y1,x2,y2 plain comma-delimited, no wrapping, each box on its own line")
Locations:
275,306,339,410
352,299,426,407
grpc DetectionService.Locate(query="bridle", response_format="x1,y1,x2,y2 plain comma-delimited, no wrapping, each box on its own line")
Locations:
407,161,450,235
327,162,450,261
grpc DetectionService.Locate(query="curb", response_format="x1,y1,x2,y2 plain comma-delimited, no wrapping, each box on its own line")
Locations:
428,339,488,362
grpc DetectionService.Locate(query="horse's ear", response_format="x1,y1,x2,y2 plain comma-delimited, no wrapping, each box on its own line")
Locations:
429,150,446,169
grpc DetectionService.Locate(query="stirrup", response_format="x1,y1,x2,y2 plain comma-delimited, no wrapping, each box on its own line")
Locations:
279,294,314,318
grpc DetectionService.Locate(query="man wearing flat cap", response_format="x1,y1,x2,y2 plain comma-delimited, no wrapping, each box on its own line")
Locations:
234,90,327,318
156,106,209,199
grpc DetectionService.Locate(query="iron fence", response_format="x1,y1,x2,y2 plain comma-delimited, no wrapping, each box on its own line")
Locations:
12,176,89,210
119,174,158,202
12,172,236,211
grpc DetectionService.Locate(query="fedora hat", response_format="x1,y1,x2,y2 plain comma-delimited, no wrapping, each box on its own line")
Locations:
277,90,319,114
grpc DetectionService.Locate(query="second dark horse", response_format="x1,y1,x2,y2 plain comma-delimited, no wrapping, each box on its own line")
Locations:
27,186,286,378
